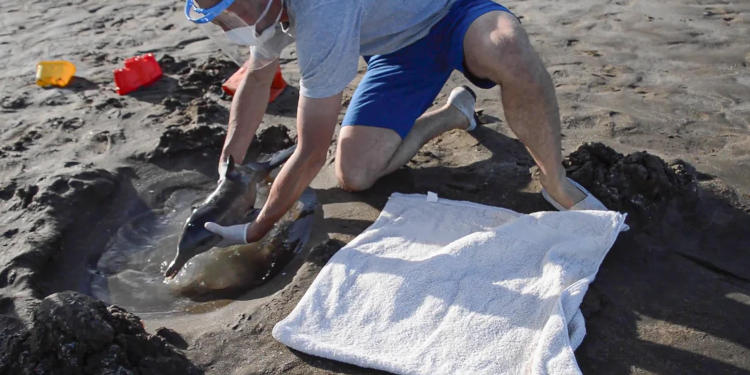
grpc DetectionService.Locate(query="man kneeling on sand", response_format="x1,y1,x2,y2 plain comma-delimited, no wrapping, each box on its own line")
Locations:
184,0,609,246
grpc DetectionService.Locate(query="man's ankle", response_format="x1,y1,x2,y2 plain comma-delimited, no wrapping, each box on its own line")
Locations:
539,168,566,190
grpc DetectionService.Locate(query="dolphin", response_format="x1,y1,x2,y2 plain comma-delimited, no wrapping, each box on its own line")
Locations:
166,188,316,297
165,145,296,278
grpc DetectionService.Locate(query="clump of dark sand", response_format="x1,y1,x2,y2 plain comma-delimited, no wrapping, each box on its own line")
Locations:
157,54,191,75
177,57,238,98
0,292,200,375
563,142,700,226
146,124,226,161
255,124,295,154
137,55,244,161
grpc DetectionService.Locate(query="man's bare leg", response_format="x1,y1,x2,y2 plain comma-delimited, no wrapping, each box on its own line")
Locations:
382,93,473,175
336,97,471,191
463,11,585,208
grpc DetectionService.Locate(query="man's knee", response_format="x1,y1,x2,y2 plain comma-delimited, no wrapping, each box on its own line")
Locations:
465,12,542,84
334,126,401,192
335,166,377,192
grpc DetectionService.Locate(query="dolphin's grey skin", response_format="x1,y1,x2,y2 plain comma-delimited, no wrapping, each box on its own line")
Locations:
165,145,296,278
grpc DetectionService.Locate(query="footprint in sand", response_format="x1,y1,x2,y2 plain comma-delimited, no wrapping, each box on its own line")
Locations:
88,129,125,155
3,129,42,152
46,117,83,131
703,7,740,23
1,95,30,111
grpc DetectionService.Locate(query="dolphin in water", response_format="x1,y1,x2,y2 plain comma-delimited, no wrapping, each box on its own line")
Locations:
165,145,296,278
166,188,316,297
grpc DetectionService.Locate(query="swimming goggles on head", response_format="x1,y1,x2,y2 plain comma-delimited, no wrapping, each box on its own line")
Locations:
185,0,236,24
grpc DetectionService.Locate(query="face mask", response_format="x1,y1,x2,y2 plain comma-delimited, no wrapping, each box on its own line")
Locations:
224,0,282,46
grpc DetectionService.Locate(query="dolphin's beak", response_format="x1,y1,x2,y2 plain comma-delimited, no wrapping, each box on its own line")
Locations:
165,256,185,278
165,239,190,278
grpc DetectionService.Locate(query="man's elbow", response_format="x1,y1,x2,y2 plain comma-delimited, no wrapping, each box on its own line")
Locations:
244,62,278,87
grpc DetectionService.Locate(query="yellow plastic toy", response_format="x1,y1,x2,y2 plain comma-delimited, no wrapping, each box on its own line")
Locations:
36,61,76,87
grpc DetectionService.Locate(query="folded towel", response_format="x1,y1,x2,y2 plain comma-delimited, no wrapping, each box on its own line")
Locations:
273,193,627,375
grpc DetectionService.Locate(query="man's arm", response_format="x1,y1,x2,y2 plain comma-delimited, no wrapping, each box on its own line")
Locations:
245,92,342,242
220,59,279,167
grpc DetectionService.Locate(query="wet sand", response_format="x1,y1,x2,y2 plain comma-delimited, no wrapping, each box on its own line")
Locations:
1,0,749,374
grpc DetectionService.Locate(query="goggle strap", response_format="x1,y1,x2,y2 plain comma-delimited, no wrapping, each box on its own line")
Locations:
185,0,236,23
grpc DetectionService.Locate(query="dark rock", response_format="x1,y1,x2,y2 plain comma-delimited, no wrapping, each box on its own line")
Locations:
1,292,202,375
563,142,698,226
0,315,26,374
32,292,116,349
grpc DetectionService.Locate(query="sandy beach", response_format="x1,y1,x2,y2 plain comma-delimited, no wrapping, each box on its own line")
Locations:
1,0,748,374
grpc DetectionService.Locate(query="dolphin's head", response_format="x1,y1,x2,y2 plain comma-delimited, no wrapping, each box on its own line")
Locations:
165,206,221,278
165,152,278,278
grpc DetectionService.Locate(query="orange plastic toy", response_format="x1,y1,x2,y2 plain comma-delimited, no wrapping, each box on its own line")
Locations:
222,65,286,103
36,60,76,87
113,53,163,95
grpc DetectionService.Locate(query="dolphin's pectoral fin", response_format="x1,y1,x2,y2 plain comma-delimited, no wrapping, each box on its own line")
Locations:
243,144,297,173
266,145,296,169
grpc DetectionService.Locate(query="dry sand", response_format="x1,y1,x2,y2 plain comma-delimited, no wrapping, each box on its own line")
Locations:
1,0,749,374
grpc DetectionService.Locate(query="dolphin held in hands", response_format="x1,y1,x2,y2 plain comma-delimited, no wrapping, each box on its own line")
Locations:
165,145,296,278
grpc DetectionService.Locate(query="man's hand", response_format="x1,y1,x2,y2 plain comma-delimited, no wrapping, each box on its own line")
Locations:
204,222,251,247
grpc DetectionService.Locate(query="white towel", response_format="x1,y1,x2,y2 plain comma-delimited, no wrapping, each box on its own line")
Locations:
273,193,627,375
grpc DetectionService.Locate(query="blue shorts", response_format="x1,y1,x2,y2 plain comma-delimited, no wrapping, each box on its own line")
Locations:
342,0,513,138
